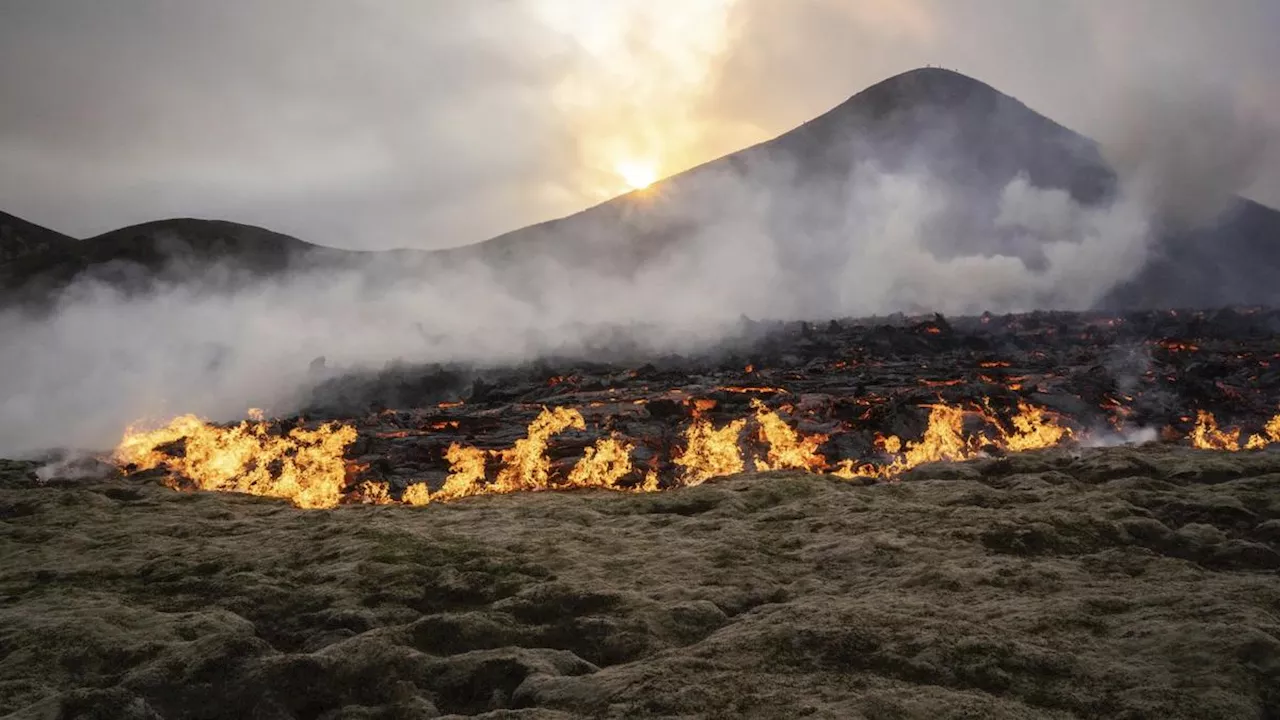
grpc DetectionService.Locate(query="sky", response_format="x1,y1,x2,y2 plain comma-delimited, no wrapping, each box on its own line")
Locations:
1,0,1278,251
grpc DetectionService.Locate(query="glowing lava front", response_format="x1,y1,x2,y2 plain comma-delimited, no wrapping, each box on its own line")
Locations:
113,414,357,509
112,396,1280,510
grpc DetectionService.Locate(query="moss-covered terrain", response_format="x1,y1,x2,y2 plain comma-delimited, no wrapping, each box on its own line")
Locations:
3,448,1280,719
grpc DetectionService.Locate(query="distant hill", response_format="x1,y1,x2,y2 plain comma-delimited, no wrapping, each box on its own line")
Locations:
3,68,1278,312
0,210,79,262
0,216,376,307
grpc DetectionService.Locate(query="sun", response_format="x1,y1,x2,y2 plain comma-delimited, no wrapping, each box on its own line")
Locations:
616,159,659,190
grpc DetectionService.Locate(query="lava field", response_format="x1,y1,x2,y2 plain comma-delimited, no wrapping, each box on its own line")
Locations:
115,307,1280,508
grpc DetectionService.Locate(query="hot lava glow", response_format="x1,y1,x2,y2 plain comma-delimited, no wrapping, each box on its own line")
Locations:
1190,410,1280,451
751,399,828,472
112,394,1279,510
674,416,747,486
113,414,357,509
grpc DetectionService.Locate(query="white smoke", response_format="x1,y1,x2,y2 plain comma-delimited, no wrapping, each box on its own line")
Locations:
0,158,1157,456
1081,426,1160,448
1098,81,1274,231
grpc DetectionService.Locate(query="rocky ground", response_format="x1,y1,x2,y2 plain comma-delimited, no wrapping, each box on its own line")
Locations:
295,308,1280,501
3,446,1280,719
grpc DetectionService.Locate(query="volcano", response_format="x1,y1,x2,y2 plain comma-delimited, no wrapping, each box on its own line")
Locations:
3,68,1279,311
7,68,1280,719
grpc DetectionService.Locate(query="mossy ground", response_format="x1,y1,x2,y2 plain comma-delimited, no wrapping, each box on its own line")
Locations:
2,448,1280,719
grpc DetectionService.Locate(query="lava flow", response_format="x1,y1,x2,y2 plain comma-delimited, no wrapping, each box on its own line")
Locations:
114,396,1075,508
111,310,1280,509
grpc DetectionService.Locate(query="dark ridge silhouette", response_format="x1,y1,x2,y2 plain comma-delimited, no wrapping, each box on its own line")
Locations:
0,211,78,260
1103,197,1280,309
2,67,1278,311
0,217,372,307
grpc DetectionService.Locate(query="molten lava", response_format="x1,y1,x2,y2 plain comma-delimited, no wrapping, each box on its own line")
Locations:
111,383,1275,510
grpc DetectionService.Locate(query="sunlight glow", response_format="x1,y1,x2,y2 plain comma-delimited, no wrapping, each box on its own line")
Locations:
616,159,659,190
529,0,756,201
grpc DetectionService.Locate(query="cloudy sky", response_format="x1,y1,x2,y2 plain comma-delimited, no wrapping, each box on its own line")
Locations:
1,0,1277,250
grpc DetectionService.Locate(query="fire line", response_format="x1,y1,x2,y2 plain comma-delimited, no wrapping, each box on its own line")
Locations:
112,398,1280,510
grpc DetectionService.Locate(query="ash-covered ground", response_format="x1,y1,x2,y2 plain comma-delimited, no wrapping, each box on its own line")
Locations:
3,446,1280,719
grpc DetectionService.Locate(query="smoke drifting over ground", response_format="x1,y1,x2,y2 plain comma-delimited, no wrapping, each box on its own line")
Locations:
0,150,1158,456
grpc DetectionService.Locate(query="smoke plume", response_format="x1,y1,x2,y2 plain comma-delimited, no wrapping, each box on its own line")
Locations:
0,151,1160,457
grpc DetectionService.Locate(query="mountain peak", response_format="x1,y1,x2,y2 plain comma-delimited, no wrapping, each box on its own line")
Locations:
822,66,1015,128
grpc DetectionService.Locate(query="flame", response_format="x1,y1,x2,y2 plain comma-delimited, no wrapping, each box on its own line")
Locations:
673,415,746,486
880,403,975,475
432,444,490,501
835,399,1071,480
566,436,635,489
354,481,393,505
492,406,586,493
117,390,1273,511
113,414,357,509
402,482,432,506
751,399,828,472
409,409,655,503
1189,410,1240,451
1243,412,1280,450
992,400,1073,452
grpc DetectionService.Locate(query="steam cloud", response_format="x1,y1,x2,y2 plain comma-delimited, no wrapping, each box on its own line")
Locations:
2,155,1157,456
2,2,1277,456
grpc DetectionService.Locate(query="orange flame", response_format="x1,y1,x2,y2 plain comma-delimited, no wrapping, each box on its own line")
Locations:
992,400,1073,452
673,416,746,486
432,443,490,501
751,399,828,472
1195,410,1280,451
118,392,1275,510
832,399,1071,480
492,406,585,493
113,414,357,509
566,436,637,489
1189,410,1240,451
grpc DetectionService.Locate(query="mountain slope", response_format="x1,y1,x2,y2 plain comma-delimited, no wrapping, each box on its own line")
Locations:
0,217,381,307
3,68,1279,312
454,67,1280,311
469,68,1117,270
0,211,78,262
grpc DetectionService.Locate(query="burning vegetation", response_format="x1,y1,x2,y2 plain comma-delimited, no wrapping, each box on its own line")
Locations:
111,309,1280,509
